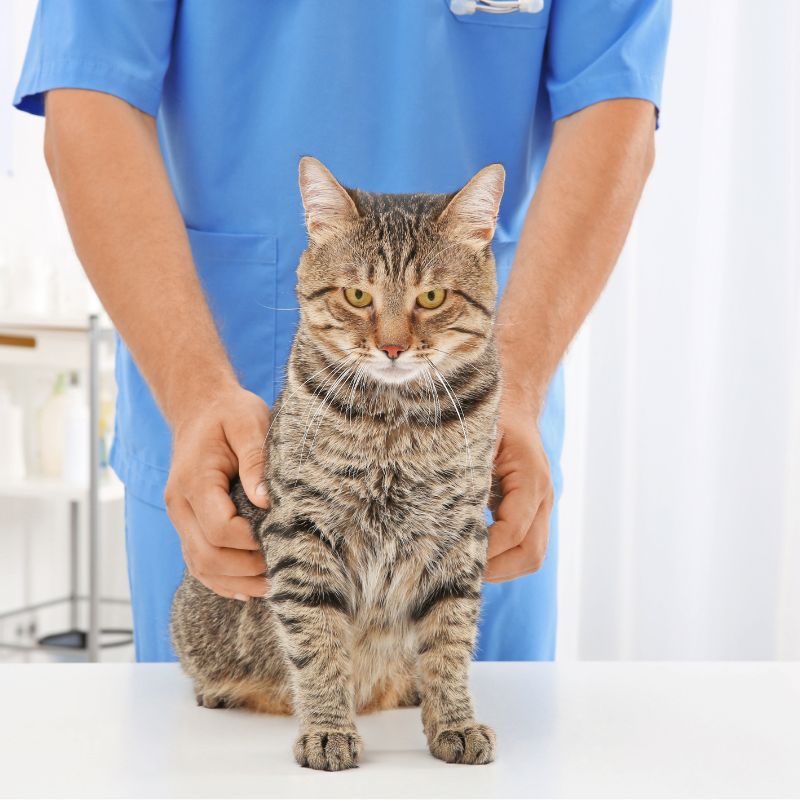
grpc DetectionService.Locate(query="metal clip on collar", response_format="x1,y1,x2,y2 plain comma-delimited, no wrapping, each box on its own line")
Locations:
450,0,544,15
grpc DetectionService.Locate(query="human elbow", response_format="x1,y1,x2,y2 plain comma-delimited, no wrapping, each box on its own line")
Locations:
43,120,57,176
42,93,62,179
643,130,656,178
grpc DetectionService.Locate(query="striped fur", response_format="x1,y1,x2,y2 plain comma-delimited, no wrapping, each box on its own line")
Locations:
171,159,504,770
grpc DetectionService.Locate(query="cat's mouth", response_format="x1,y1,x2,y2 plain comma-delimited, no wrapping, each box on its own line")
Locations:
367,354,423,385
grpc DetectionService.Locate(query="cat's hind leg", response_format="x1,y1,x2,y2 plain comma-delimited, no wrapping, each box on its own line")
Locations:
194,676,293,714
174,577,292,715
195,690,230,709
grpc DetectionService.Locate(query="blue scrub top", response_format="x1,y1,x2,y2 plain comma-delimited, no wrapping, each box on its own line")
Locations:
15,0,670,510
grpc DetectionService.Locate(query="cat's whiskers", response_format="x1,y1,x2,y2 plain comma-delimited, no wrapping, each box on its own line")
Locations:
298,359,354,443
295,357,356,463
423,367,442,433
347,360,368,428
346,367,359,427
423,347,483,376
414,367,434,430
254,301,301,312
301,361,359,464
420,373,432,430
260,354,351,458
414,372,429,427
425,357,474,483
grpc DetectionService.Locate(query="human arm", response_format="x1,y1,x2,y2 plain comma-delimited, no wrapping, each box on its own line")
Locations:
44,88,269,599
486,98,656,581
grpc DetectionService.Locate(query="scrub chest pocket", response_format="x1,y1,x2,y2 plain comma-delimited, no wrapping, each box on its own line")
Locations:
187,228,284,407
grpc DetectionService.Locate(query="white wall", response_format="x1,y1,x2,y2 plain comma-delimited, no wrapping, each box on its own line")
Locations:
1,0,96,317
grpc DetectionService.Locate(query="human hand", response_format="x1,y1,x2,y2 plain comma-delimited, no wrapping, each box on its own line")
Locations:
485,396,553,583
165,385,271,600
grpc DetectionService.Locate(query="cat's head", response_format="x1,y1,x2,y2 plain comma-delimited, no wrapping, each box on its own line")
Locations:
296,157,505,386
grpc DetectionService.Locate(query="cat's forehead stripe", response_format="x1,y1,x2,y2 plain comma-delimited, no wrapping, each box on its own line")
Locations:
345,188,470,286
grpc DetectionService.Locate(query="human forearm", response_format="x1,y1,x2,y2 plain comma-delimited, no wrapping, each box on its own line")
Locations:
486,99,657,581
44,89,237,427
497,98,656,414
45,89,269,595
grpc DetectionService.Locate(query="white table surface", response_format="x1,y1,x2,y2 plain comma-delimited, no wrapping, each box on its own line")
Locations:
1,662,798,799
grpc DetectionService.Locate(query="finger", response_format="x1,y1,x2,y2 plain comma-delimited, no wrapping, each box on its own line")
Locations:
486,479,540,559
488,476,502,518
227,409,271,509
492,425,504,460
192,535,267,578
165,492,203,557
197,573,270,600
485,494,552,582
189,481,260,551
174,496,266,578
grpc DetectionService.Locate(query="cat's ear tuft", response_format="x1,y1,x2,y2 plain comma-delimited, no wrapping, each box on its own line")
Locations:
298,156,360,244
437,164,506,246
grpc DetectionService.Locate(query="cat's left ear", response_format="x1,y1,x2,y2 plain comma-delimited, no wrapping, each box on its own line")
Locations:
298,156,360,244
437,164,506,247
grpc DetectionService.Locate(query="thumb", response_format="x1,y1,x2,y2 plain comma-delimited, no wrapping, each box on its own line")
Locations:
487,479,538,559
239,446,270,509
227,418,270,510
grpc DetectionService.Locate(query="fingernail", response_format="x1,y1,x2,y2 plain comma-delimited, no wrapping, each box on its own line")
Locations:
234,593,248,602
256,482,268,497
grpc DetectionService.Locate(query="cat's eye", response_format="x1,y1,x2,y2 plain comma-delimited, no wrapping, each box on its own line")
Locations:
344,287,373,308
416,288,447,310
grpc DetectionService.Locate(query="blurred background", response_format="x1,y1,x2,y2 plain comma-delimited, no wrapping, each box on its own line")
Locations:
1,0,798,663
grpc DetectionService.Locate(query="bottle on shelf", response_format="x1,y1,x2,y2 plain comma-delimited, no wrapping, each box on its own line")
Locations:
38,372,67,478
63,372,90,485
0,383,26,481
99,384,115,469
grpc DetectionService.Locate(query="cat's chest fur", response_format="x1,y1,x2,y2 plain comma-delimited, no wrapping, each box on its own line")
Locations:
266,406,485,614
279,411,478,537
262,349,497,629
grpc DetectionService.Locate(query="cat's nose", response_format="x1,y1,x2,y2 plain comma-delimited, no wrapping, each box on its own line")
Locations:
380,344,405,360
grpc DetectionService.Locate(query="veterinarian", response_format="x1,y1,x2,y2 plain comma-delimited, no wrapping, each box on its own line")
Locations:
15,1,670,662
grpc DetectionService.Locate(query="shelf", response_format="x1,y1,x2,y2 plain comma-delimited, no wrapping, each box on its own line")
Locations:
1,310,125,662
0,628,133,655
0,596,133,658
0,472,125,503
0,315,116,370
0,312,113,334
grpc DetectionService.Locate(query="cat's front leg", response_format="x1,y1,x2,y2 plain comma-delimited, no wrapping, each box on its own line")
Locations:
413,553,496,765
266,519,361,771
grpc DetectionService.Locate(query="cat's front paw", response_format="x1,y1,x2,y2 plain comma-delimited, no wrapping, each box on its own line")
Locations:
429,723,496,765
293,729,362,771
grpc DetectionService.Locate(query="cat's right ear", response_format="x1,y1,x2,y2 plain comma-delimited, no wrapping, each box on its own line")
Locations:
298,156,360,244
437,163,505,248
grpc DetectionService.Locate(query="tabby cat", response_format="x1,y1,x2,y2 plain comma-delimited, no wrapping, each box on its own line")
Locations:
171,156,505,771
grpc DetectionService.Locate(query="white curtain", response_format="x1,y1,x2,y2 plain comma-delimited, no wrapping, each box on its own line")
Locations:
557,0,800,660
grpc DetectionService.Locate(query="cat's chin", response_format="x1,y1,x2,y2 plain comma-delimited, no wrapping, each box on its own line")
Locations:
367,361,423,386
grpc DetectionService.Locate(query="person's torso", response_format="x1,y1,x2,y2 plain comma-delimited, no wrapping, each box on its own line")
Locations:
112,1,565,501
